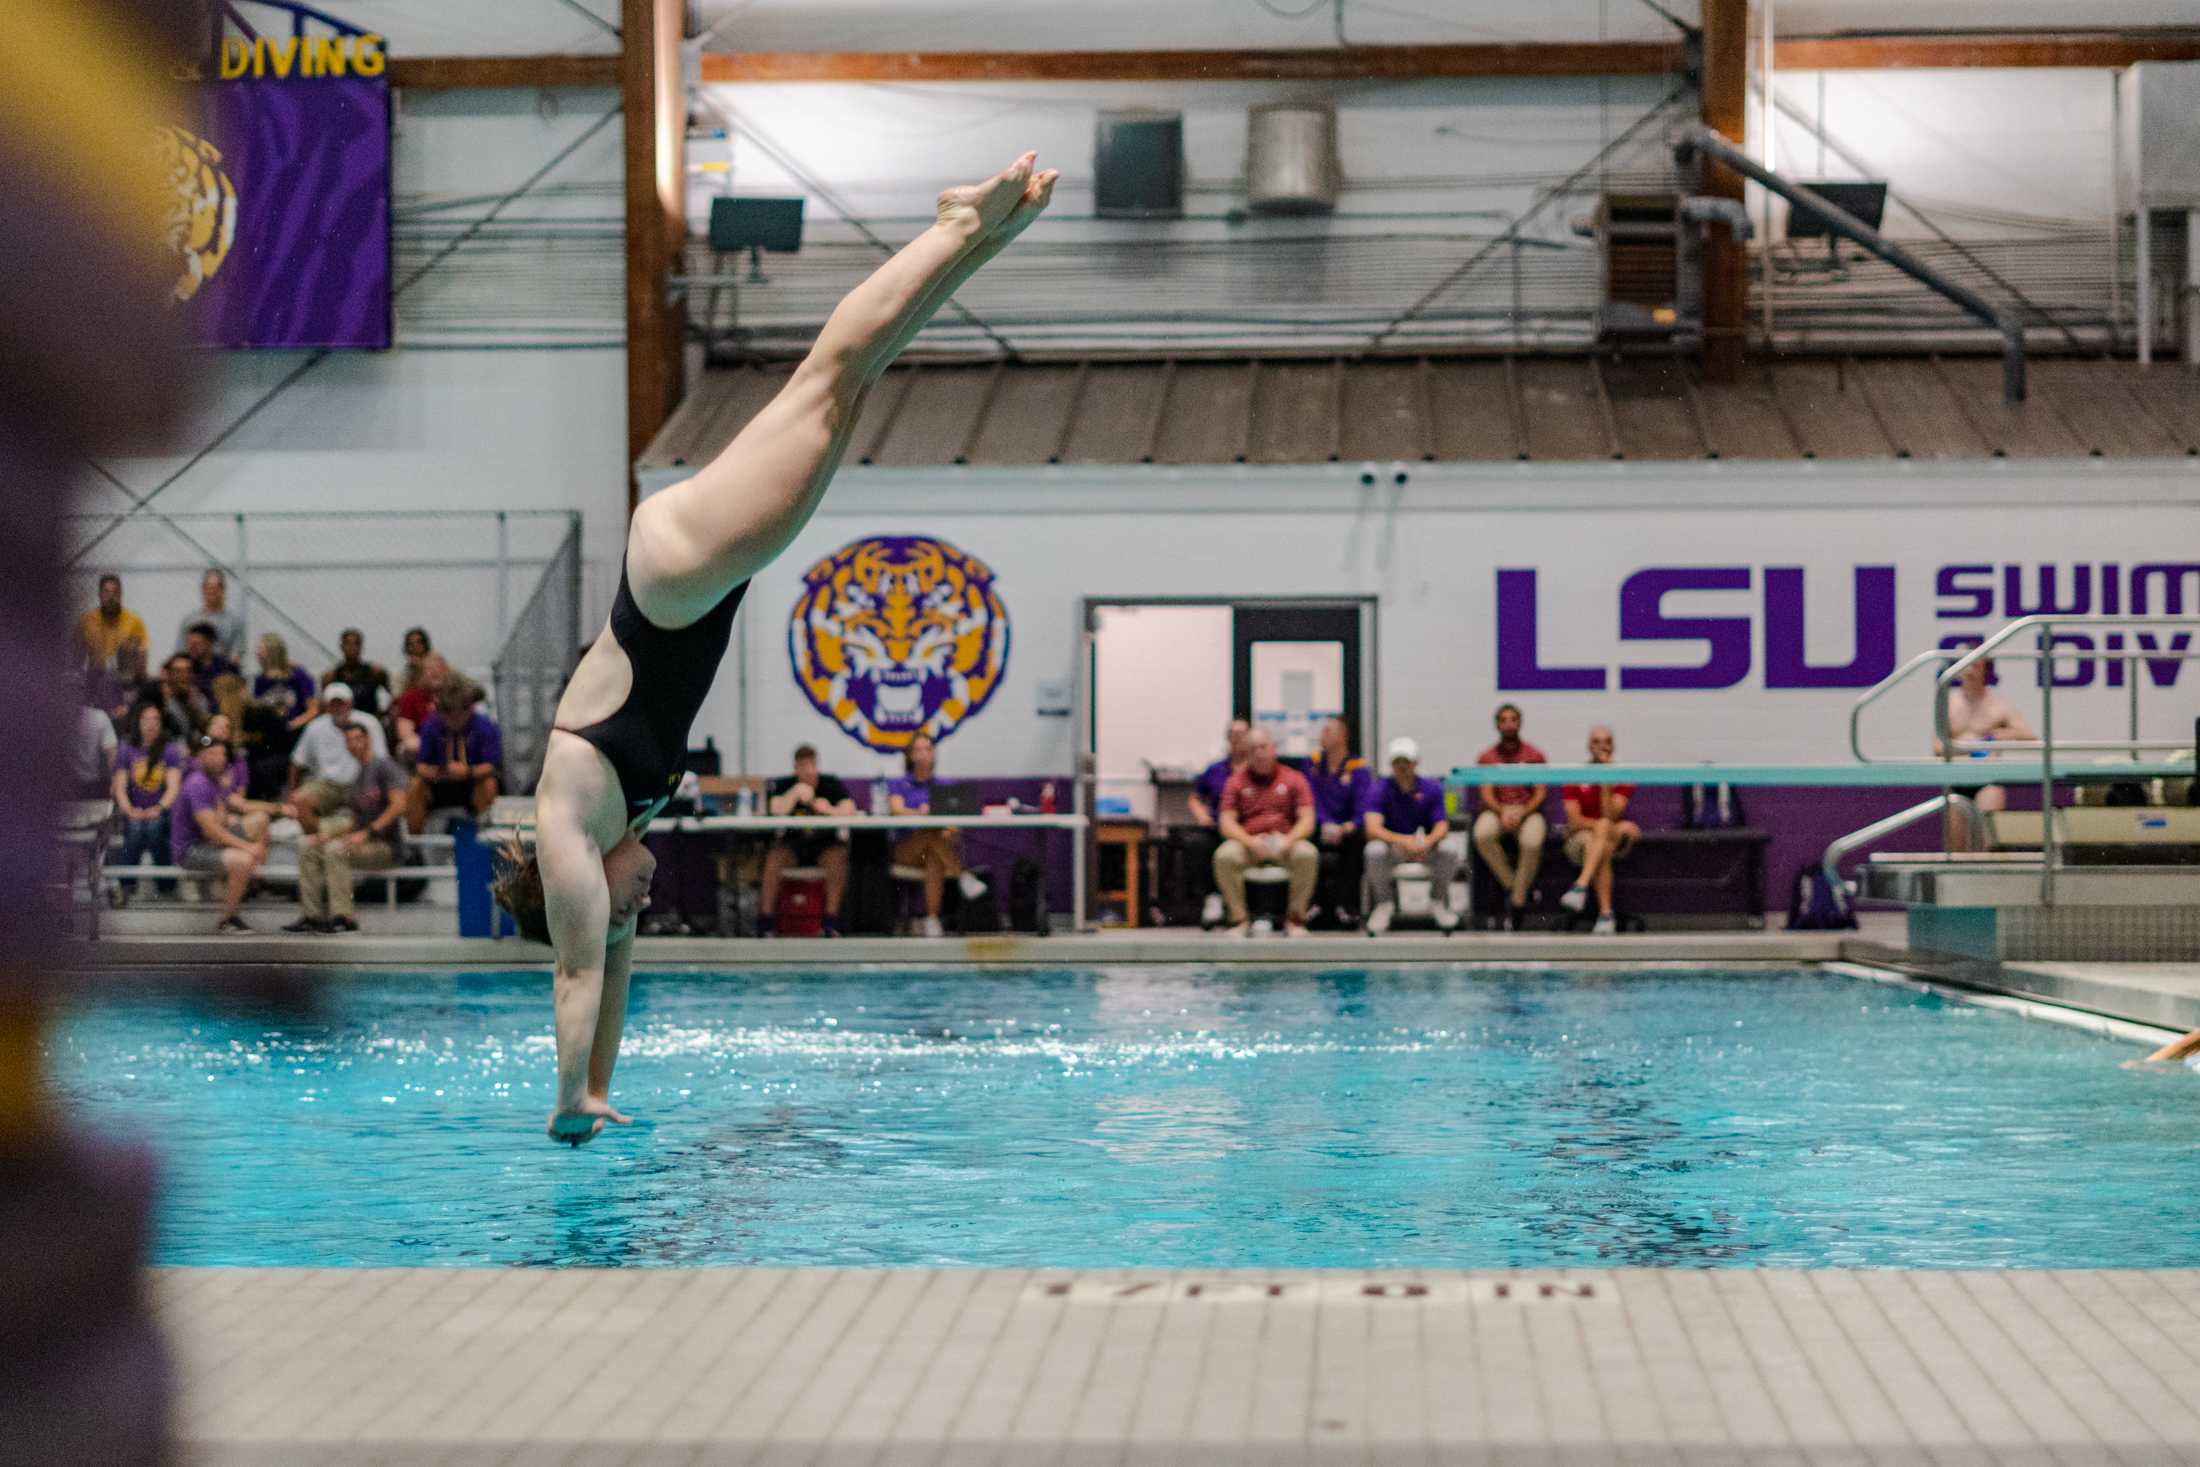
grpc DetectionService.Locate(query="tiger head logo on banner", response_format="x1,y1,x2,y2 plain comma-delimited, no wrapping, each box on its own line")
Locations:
789,536,1010,752
158,125,237,302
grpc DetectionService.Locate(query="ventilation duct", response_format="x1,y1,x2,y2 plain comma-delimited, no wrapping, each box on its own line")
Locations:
1246,105,1339,215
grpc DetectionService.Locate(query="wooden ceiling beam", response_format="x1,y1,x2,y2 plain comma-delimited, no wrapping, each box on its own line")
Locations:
386,54,621,89
694,30,2200,86
699,43,1684,85
1777,30,2200,70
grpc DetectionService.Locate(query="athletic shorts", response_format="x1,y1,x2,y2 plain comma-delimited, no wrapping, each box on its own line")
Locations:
181,842,232,874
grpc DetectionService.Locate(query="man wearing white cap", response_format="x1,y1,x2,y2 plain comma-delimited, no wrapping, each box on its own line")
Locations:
1362,736,1459,935
287,681,390,832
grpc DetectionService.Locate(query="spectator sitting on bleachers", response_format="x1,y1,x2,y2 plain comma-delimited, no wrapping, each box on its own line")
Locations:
1936,655,2035,852
1363,736,1459,936
1558,725,1640,935
1472,702,1549,930
288,685,388,833
154,654,211,739
760,743,857,937
391,651,450,764
202,712,283,825
173,733,270,935
109,702,182,904
285,721,409,935
324,628,392,720
249,633,317,798
1305,716,1370,930
71,675,118,801
77,573,147,673
180,621,241,701
407,685,502,833
888,730,972,938
398,626,431,689
251,632,317,730
174,568,245,664
99,637,160,734
1213,729,1318,938
1183,718,1251,928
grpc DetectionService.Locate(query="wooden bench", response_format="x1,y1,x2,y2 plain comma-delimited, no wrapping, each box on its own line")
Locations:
1472,827,1770,930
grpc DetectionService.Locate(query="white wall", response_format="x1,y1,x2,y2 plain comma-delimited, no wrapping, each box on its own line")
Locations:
684,457,2200,781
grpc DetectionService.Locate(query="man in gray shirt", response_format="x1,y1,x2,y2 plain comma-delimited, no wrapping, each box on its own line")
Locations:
174,568,245,663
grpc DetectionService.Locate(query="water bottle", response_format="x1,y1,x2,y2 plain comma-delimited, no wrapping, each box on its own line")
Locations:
871,773,889,815
1040,781,1056,814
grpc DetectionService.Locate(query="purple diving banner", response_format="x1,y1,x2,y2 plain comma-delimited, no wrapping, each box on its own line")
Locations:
183,78,391,349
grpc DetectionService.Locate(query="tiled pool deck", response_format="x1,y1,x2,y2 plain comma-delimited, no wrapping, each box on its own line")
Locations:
160,1266,2200,1464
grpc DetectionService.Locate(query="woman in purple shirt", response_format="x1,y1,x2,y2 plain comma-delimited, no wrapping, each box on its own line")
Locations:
109,702,182,902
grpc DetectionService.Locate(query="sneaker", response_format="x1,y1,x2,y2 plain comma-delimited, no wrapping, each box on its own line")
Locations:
1283,921,1310,939
1201,894,1225,929
920,915,945,938
1559,885,1589,914
1593,913,1618,935
280,917,327,935
1225,921,1251,939
822,918,842,938
958,871,987,902
1432,905,1460,933
328,916,360,934
1365,902,1394,937
1506,905,1527,932
756,914,777,938
216,916,252,935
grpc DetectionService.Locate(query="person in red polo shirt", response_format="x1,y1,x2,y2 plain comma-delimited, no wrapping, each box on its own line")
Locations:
1471,702,1549,928
1559,725,1640,934
1213,728,1318,937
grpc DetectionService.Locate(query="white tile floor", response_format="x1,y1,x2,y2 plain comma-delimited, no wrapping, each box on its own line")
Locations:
157,1268,2200,1464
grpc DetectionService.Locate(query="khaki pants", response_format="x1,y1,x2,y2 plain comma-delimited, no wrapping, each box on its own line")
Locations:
299,836,396,921
1472,809,1547,907
1212,837,1318,924
1364,838,1460,908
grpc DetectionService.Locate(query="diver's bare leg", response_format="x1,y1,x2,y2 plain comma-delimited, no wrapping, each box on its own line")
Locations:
628,155,1056,615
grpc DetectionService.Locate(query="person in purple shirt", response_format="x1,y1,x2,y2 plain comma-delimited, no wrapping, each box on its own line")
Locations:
1179,718,1250,927
1303,716,1371,930
172,734,272,934
1362,735,1459,935
108,702,182,903
886,730,984,937
408,685,504,830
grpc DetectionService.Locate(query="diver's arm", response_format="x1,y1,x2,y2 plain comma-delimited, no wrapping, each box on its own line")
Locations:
538,799,628,1145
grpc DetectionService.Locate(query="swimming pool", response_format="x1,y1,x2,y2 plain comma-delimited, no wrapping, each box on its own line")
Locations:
50,964,2196,1270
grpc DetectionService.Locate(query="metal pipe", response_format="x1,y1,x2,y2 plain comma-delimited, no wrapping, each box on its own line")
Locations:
2110,73,2124,354
1677,124,2027,401
1822,791,1975,893
2139,204,2153,366
496,511,511,647
2039,622,2057,909
1760,0,1777,352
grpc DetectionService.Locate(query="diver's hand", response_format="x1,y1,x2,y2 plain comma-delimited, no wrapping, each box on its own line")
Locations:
547,1094,632,1147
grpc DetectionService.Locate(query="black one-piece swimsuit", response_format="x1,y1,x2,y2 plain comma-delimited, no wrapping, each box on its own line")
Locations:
554,561,748,829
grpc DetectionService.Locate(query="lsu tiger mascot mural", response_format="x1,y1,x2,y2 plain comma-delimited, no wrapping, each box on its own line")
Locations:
788,536,1009,752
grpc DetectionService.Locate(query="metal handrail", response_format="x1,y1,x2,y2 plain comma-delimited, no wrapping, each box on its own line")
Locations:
1822,792,1978,895
1843,610,2200,909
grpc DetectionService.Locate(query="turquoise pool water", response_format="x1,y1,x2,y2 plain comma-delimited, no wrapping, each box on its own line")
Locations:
50,965,2197,1270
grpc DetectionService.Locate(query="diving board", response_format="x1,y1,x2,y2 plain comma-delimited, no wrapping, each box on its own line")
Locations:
1444,761,2195,787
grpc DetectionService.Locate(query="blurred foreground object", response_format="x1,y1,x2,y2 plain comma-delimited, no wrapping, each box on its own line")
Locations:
0,2,198,1463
